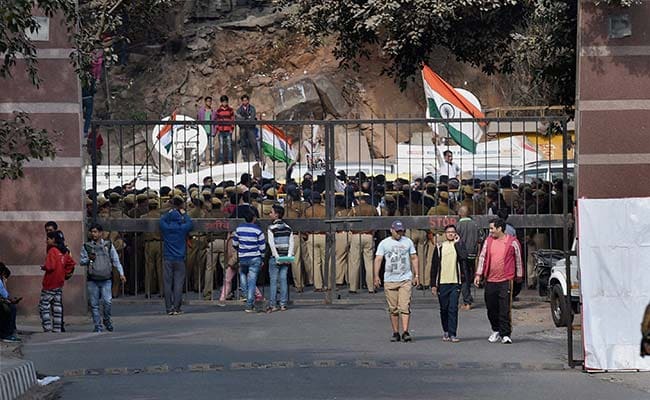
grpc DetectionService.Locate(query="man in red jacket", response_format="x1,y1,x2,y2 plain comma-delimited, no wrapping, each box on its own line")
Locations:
474,218,523,344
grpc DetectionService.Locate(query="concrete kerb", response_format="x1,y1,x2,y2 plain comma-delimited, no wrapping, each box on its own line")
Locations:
0,357,37,400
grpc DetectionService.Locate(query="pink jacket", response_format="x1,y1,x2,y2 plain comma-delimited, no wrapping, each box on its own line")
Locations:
476,235,523,283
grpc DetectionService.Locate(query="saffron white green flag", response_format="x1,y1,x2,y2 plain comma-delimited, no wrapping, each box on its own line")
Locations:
261,124,295,164
422,64,485,153
156,111,177,154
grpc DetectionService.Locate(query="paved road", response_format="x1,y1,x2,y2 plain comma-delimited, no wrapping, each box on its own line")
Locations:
19,290,650,399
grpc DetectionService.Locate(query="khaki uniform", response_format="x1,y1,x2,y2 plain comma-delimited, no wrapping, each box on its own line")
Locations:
304,202,327,289
347,203,377,292
187,207,207,292
334,208,350,286
142,207,165,297
285,200,310,289
106,207,128,297
260,199,275,219
204,209,227,300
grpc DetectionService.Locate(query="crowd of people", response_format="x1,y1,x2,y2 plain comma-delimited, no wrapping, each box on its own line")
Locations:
0,151,570,341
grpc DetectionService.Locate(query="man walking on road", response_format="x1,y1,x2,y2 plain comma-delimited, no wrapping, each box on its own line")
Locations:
474,218,523,344
160,196,194,315
431,225,468,342
374,220,419,342
81,224,126,332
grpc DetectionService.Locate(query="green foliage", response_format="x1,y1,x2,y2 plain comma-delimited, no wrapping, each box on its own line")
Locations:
279,0,579,106
0,0,171,179
0,0,76,87
0,113,58,180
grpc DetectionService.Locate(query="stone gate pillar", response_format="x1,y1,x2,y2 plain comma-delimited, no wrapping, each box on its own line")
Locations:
576,2,650,198
0,11,85,315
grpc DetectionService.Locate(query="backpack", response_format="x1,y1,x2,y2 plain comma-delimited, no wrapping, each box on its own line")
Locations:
85,241,114,281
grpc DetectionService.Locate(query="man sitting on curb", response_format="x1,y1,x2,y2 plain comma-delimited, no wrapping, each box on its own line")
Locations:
0,263,21,343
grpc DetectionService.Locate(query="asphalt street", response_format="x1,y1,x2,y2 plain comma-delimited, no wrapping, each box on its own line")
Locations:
18,289,650,399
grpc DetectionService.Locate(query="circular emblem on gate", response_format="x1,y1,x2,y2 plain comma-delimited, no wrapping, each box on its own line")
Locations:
151,115,208,161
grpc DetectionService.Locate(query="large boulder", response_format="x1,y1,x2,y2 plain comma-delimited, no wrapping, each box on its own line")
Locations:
312,75,350,117
272,78,324,120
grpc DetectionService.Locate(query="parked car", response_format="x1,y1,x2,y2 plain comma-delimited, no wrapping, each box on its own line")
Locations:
547,240,580,327
510,160,575,186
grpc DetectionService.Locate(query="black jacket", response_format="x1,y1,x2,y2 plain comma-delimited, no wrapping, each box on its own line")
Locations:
430,241,468,288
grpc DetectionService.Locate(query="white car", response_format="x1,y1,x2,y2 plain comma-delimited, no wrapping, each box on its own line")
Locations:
510,160,575,186
547,241,580,327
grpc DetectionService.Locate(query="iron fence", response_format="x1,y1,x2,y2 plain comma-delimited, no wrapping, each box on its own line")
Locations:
86,115,578,365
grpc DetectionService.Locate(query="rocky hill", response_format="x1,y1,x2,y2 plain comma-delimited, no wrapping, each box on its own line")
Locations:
97,2,509,164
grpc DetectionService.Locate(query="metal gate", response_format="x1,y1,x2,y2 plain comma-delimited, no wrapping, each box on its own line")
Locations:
87,116,579,366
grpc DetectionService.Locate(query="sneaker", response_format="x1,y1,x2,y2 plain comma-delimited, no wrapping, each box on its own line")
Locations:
390,332,401,342
244,306,256,313
280,305,288,311
167,311,175,316
442,332,450,342
216,301,226,307
401,331,412,342
104,323,114,332
174,310,183,315
1,335,21,343
488,331,501,343
502,336,512,344
93,327,102,333
450,336,461,343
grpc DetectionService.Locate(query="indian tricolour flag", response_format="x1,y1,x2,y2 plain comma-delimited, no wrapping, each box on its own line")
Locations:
261,125,295,164
422,64,485,153
157,111,177,154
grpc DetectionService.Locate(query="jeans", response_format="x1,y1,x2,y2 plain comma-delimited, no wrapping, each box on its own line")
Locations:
87,279,113,330
461,258,475,305
164,260,186,312
239,257,262,307
204,133,214,163
218,131,233,163
269,257,289,307
241,128,260,161
438,283,461,337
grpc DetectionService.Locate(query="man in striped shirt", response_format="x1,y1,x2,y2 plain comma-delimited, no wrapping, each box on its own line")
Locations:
233,209,266,313
266,205,294,312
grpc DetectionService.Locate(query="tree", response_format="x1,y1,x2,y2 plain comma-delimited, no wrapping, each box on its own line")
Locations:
0,113,57,179
279,0,578,107
0,0,171,179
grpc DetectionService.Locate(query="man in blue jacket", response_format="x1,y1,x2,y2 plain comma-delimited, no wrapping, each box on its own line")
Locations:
160,196,194,315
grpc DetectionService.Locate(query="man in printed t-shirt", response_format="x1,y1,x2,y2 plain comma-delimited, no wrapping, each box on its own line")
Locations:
374,220,420,343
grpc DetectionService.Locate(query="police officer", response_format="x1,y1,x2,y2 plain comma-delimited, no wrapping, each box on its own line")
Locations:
142,197,167,298
304,192,327,291
261,188,277,219
334,193,350,289
187,194,207,293
284,188,309,292
204,198,227,300
348,192,378,293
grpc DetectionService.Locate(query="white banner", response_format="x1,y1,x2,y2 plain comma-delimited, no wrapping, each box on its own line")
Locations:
578,197,650,371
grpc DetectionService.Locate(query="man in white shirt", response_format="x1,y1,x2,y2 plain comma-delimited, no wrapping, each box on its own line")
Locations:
440,150,460,180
